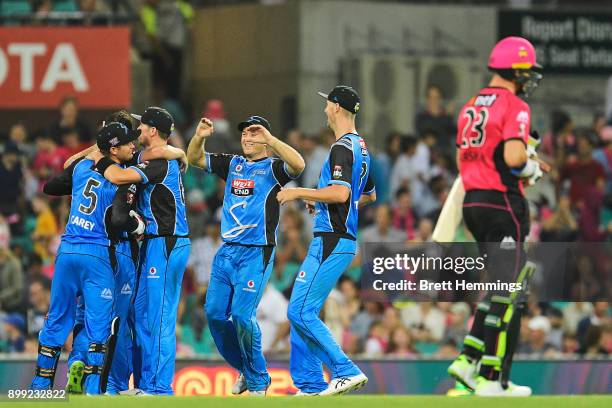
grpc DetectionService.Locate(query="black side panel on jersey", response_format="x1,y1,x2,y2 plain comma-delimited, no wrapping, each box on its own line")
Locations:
151,184,177,235
493,141,520,195
327,144,352,235
209,153,234,180
264,184,282,245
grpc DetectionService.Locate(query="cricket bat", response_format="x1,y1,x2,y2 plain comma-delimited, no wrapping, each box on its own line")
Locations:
432,177,465,242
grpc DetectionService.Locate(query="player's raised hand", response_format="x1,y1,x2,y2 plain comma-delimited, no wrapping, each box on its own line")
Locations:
244,124,272,145
277,188,298,205
196,118,214,138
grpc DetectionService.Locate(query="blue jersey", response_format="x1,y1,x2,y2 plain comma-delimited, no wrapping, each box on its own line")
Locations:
62,159,120,246
130,159,188,236
313,133,375,239
205,153,297,246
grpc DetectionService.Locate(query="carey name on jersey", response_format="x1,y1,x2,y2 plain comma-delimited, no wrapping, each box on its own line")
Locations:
69,215,95,231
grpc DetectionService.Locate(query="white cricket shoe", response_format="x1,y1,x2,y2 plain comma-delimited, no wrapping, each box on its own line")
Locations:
447,354,478,390
294,390,320,396
232,373,247,395
249,390,266,397
319,373,368,396
475,378,531,397
505,381,532,396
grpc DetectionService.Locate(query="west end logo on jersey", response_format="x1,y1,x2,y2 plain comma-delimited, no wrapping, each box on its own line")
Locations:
474,94,497,107
147,266,159,279
296,270,307,283
242,280,256,293
333,165,343,179
231,179,255,196
516,110,529,124
121,283,132,295
100,288,113,300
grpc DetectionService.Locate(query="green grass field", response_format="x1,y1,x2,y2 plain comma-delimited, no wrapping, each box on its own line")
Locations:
5,395,611,408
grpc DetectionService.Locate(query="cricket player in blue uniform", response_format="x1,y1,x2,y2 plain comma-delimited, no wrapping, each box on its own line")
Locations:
90,107,190,395
277,86,376,396
186,115,305,395
62,110,177,395
31,123,145,394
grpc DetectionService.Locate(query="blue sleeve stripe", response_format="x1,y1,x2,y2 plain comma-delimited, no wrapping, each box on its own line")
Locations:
129,166,148,183
329,180,351,188
364,187,376,194
205,152,212,173
284,161,300,179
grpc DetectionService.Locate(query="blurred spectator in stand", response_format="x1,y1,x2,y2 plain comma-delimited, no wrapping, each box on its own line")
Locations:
60,127,89,158
140,0,194,101
0,237,24,314
391,135,432,216
400,302,445,342
364,321,389,357
8,123,36,161
415,85,456,156
258,285,289,354
186,100,238,152
519,316,559,357
540,194,579,241
371,132,403,204
577,301,610,349
32,132,69,191
560,132,606,241
360,205,405,243
593,124,612,195
49,96,92,144
30,194,58,264
443,302,470,347
187,222,221,290
27,277,51,338
391,188,417,241
561,333,580,355
387,326,418,357
0,141,24,228
410,218,434,243
300,132,328,188
547,307,565,350
542,110,575,163
275,208,308,285
578,325,608,357
2,313,25,353
350,301,384,342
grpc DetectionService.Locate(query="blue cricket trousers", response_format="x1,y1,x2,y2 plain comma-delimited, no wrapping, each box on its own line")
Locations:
288,234,361,393
133,236,190,395
205,243,275,391
32,242,116,394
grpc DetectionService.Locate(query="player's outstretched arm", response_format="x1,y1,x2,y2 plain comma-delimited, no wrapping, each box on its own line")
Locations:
64,143,97,169
141,145,188,172
187,118,214,169
87,150,143,185
358,191,376,208
245,125,305,177
277,185,350,205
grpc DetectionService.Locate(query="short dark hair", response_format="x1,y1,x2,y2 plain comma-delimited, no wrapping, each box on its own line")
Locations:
401,135,417,152
157,130,170,140
104,110,135,130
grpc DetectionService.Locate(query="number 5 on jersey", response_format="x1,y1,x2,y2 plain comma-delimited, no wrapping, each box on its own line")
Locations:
79,178,101,215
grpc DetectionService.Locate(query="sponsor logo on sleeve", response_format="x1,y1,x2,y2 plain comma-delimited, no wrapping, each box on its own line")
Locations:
516,110,530,124
333,165,343,179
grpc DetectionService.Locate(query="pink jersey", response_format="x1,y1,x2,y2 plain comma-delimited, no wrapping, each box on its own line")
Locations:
456,87,530,195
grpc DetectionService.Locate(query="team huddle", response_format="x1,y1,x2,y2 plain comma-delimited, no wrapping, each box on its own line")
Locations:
30,35,546,397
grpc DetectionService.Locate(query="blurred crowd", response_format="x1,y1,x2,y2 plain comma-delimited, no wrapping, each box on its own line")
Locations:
0,83,611,360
